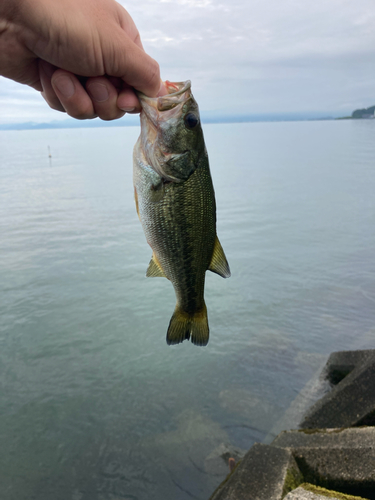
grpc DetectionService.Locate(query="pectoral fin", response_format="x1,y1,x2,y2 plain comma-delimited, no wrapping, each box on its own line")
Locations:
146,253,167,278
208,236,231,278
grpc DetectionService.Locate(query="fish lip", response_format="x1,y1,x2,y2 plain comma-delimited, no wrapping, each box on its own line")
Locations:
137,80,191,101
163,80,192,98
137,81,192,114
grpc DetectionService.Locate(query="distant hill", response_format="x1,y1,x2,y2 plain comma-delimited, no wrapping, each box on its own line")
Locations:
351,105,375,119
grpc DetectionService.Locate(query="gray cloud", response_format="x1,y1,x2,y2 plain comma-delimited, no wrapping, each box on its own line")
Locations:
129,0,375,114
0,77,60,123
1,0,374,123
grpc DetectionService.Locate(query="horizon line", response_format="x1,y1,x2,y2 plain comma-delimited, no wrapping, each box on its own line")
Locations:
0,111,345,131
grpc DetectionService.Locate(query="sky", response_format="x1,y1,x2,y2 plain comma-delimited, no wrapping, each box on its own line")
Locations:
1,0,375,125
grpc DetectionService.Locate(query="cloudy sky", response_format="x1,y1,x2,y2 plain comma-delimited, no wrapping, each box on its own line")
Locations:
1,0,375,124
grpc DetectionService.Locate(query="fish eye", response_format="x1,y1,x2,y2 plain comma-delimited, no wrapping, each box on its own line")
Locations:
184,113,199,129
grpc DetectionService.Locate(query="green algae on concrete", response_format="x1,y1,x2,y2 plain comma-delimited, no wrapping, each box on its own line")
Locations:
298,483,369,500
282,465,304,497
298,426,370,435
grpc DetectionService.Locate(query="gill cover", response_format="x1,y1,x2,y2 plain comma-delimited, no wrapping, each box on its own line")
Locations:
137,81,205,183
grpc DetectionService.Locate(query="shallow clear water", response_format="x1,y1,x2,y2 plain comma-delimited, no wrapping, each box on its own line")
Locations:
1,119,374,499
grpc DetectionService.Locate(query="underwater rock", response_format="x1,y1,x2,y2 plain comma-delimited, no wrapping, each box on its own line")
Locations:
204,442,247,476
140,409,231,497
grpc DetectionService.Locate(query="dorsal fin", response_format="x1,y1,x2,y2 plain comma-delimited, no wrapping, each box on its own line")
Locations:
146,253,167,278
208,236,231,278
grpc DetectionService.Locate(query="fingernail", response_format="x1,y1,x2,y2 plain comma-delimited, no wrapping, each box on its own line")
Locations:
54,75,75,98
87,83,109,102
119,106,136,113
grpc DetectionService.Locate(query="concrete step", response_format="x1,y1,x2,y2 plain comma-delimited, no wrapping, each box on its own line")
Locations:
301,351,375,429
209,443,302,500
284,483,369,499
209,350,375,500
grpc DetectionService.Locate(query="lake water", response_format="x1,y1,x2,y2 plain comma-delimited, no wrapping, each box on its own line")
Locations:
1,119,375,499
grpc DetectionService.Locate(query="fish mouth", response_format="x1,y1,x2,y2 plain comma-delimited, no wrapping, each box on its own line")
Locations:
137,80,191,112
163,80,191,96
137,81,198,183
137,80,192,125
157,80,192,111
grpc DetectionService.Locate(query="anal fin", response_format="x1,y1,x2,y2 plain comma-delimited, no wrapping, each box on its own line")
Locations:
208,236,231,278
146,253,166,278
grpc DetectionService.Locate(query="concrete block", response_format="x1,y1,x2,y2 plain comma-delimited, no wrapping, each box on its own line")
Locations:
209,443,303,500
284,484,369,499
209,352,375,500
272,427,375,449
293,447,375,499
300,350,375,429
271,428,375,499
324,351,374,385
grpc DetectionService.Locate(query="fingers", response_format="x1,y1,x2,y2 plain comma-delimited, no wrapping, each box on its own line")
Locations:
158,81,168,97
117,83,141,113
114,3,161,97
86,77,126,120
118,42,162,98
51,70,96,120
36,5,164,118
101,18,161,98
40,62,96,118
39,61,131,120
39,60,65,112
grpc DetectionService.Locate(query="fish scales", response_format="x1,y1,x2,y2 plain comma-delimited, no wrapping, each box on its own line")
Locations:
133,80,230,346
140,157,216,313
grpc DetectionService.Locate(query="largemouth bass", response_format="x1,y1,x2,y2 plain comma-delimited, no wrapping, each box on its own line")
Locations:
133,80,230,346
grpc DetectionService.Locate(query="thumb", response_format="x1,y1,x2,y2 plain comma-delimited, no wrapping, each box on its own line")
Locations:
106,30,161,97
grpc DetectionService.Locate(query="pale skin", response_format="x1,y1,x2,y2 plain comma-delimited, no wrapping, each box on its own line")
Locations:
0,0,167,120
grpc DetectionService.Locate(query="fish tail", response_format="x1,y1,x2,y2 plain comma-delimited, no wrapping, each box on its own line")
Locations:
166,303,209,347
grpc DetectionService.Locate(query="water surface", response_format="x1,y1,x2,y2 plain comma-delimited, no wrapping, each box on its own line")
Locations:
1,120,374,499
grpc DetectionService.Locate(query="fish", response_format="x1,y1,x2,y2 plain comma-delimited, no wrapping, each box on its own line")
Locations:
133,80,230,346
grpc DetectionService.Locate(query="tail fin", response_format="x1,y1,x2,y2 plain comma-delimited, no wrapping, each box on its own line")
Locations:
166,303,209,346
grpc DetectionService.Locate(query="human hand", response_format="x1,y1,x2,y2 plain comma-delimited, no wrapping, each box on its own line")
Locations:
0,0,167,120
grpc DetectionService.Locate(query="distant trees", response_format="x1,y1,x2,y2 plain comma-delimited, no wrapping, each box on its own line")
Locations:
351,105,375,119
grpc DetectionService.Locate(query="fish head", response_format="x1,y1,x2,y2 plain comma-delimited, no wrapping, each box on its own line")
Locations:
137,81,206,183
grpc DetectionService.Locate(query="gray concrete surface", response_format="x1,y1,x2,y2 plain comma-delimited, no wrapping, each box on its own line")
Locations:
292,447,375,498
301,350,375,428
272,427,375,449
284,484,369,499
271,427,375,499
324,350,374,385
209,443,302,500
208,350,375,500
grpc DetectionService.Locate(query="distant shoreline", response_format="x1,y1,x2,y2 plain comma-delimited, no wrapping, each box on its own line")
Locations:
338,104,375,120
2,106,374,132
0,114,343,132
